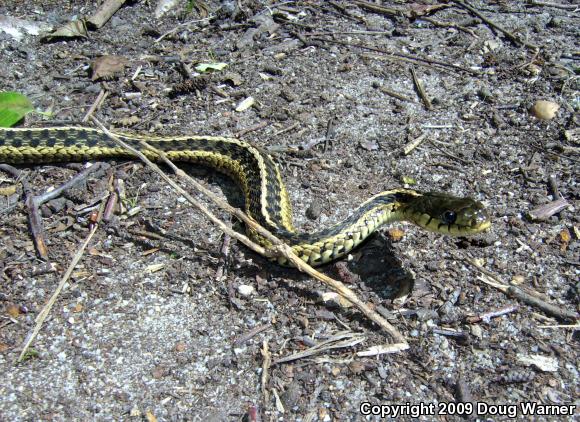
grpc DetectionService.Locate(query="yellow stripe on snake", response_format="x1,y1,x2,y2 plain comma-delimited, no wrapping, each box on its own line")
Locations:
0,127,491,266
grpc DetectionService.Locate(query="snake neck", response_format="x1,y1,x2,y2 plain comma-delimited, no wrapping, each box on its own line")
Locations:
272,189,422,266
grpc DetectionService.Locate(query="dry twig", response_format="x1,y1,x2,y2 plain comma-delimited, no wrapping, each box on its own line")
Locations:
82,89,108,122
87,0,126,29
403,133,428,155
410,67,432,110
18,224,100,363
261,340,271,403
526,0,579,11
374,83,415,103
274,331,366,364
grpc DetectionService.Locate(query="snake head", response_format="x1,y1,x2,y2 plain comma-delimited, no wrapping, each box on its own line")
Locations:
403,192,491,235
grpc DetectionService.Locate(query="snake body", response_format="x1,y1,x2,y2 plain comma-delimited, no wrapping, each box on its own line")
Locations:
0,127,491,266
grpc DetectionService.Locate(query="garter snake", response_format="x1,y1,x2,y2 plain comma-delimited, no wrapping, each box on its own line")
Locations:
0,126,491,266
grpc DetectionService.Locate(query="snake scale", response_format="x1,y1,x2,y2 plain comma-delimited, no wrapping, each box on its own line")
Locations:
0,126,491,266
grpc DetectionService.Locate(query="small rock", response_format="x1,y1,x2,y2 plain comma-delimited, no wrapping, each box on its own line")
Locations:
305,202,322,220
237,284,255,296
530,100,559,120
470,324,483,339
359,139,379,151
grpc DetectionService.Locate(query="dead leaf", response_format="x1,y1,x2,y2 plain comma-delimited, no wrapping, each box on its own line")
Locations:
42,19,87,41
72,303,83,313
348,361,366,375
91,55,128,81
0,343,9,352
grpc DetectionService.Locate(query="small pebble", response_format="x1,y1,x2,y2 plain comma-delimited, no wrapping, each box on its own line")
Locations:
305,202,322,220
237,284,255,296
530,100,559,120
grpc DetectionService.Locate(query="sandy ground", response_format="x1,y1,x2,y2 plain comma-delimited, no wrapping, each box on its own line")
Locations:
0,1,578,421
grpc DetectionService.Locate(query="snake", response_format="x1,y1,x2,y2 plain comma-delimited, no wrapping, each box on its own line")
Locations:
0,126,491,266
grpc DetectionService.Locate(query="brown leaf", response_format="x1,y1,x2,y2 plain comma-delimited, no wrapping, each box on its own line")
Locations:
91,55,128,81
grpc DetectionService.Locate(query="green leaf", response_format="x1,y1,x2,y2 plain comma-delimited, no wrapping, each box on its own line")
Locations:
195,62,228,73
0,92,34,127
401,176,417,185
19,348,40,362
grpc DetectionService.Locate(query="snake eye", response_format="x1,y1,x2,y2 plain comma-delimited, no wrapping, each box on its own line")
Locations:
442,210,457,224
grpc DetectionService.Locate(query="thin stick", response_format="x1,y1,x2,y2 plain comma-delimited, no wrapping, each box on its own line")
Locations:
17,224,99,363
154,17,213,43
410,67,432,110
352,0,409,17
403,133,428,155
34,163,107,204
87,0,126,29
375,84,415,103
527,0,579,10
261,340,271,403
82,89,108,122
272,122,300,137
420,17,478,37
537,324,580,329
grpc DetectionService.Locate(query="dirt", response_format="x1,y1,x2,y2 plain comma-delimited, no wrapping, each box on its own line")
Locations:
0,1,578,421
